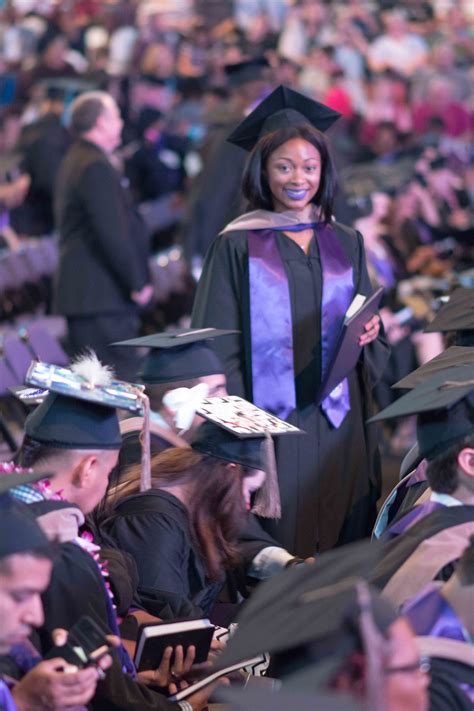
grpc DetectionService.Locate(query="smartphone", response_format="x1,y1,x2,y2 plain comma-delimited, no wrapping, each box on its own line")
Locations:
45,615,111,669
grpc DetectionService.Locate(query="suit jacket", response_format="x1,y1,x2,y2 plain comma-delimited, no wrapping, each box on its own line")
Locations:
54,139,150,316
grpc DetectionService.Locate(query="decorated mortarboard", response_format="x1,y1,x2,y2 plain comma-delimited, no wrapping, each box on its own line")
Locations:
223,57,270,88
393,346,474,390
369,364,474,461
112,328,237,384
22,353,153,490
215,539,395,709
191,395,303,518
425,289,474,336
0,464,53,559
226,85,341,152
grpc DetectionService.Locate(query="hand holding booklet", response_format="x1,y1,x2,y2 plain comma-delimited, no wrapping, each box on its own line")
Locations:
317,286,384,402
134,618,215,671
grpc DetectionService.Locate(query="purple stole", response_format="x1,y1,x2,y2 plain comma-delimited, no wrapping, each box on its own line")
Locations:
404,585,469,643
385,500,444,539
247,223,353,427
0,681,17,711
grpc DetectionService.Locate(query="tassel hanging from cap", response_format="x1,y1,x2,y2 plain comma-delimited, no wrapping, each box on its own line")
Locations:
136,389,151,492
356,581,388,711
251,432,281,519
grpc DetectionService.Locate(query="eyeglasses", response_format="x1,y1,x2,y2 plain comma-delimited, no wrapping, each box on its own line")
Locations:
385,656,431,676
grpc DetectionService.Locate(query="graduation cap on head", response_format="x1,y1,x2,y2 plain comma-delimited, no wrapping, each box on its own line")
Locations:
191,395,303,518
393,346,474,390
216,539,395,705
425,289,474,345
369,364,474,461
224,56,270,88
23,354,153,491
0,464,53,559
113,328,236,385
227,85,341,151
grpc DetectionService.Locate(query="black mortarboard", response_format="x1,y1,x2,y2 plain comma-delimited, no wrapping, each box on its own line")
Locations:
226,85,341,151
23,357,144,450
393,346,474,390
369,364,474,461
224,57,270,88
216,540,394,670
216,686,358,711
113,328,236,384
191,396,303,518
425,289,474,337
0,466,52,559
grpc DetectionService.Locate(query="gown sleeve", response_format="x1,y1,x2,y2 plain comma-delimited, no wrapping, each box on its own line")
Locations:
191,232,249,397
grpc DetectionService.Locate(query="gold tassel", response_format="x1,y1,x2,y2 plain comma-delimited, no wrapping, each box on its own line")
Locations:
136,390,151,492
251,433,281,519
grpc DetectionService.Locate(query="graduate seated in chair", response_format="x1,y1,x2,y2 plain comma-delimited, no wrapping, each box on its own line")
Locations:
370,363,474,542
402,536,474,710
212,540,430,711
101,416,306,624
0,467,109,711
11,355,224,711
369,365,474,608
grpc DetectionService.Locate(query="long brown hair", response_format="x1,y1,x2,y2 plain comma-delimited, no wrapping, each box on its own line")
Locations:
122,448,246,580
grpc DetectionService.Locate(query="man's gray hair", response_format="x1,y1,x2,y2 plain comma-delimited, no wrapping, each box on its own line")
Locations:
70,91,114,135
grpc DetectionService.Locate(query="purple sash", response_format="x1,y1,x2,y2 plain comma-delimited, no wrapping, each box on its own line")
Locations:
404,585,469,642
248,224,353,427
0,681,17,711
386,500,444,539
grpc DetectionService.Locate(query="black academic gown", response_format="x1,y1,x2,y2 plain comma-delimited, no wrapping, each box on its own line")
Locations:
192,223,389,557
33,525,176,710
102,489,280,619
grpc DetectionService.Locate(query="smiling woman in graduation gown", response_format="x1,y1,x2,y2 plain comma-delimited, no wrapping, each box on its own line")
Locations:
191,87,389,557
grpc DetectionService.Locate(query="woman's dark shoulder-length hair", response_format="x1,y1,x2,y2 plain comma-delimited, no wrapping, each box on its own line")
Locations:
242,123,338,223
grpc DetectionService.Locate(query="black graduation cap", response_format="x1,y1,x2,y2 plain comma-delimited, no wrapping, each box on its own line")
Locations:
224,57,270,88
0,467,53,559
227,85,341,151
393,346,474,390
23,356,144,450
191,396,303,518
425,289,474,336
369,364,474,461
215,539,394,671
112,328,236,385
216,685,358,711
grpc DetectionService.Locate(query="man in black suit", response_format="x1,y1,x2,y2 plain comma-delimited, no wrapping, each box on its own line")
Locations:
54,91,152,379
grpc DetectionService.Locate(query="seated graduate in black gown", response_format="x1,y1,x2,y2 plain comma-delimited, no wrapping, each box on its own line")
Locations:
11,357,213,711
368,365,474,608
402,537,474,711
101,415,301,622
102,328,231,513
0,467,107,711
214,540,430,711
374,344,474,539
191,86,389,558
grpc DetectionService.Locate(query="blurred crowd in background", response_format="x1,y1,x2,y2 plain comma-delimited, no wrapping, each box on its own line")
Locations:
0,0,472,454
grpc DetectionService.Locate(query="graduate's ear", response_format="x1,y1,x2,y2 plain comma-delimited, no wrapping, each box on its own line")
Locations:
71,454,98,489
457,448,474,478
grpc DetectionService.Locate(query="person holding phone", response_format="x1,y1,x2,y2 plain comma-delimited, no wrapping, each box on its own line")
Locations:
0,469,109,711
191,86,389,558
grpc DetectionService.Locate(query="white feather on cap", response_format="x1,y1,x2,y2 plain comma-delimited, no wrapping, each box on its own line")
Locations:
70,350,115,387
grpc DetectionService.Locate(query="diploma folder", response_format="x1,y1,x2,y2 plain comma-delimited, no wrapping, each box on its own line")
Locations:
317,286,384,402
134,618,215,671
